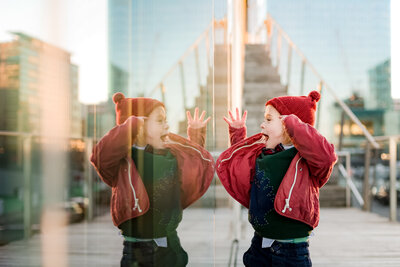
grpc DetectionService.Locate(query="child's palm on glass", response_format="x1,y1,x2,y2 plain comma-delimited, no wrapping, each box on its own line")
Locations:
186,107,211,129
223,108,247,129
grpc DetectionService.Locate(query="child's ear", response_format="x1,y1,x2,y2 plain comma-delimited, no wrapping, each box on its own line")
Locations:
112,92,125,104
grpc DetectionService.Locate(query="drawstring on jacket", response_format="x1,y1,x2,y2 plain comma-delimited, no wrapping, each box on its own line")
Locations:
125,158,142,213
282,157,302,213
218,136,303,214
125,138,211,213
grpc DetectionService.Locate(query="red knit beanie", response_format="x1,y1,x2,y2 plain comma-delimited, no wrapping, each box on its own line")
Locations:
266,90,321,126
112,92,165,125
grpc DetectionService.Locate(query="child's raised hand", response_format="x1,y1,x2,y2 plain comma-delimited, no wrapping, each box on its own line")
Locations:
223,108,247,129
187,107,211,129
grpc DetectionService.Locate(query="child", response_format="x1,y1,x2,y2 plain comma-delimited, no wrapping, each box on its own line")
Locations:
90,92,214,267
217,91,337,266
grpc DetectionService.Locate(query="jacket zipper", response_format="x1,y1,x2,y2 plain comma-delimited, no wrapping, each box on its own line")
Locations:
282,156,302,213
125,158,142,213
218,135,266,168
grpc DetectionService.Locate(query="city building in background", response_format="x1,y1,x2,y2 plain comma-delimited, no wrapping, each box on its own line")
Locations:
368,59,391,110
0,33,86,244
0,32,82,137
368,59,400,137
333,58,398,149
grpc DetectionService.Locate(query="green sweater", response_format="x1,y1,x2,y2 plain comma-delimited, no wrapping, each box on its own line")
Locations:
248,147,312,239
118,145,182,238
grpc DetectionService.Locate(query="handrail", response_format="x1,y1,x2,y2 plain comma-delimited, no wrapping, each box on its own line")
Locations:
0,130,86,140
0,131,34,137
0,131,96,239
256,14,380,149
338,164,365,207
361,135,399,222
336,151,365,207
369,134,400,142
147,20,213,98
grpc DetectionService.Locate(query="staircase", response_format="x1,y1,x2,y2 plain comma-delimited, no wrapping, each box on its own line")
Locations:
178,44,230,151
180,43,347,209
319,166,347,207
243,44,288,136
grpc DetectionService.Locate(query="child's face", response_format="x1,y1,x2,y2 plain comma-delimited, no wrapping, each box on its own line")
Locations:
260,105,286,149
144,106,169,149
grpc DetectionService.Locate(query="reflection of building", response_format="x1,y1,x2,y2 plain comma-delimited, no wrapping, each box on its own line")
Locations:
0,33,82,137
84,102,114,140
334,58,398,148
334,93,384,148
108,0,130,97
367,59,391,110
368,58,400,136
0,33,85,241
70,64,82,137
109,64,129,100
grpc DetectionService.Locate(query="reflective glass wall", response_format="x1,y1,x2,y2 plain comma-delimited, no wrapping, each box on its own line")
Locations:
0,0,397,266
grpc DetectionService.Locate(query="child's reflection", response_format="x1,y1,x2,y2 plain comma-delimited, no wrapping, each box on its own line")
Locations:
90,93,214,267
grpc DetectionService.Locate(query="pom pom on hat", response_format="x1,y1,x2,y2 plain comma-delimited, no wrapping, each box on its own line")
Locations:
112,92,165,125
266,90,321,126
308,90,321,102
113,92,125,104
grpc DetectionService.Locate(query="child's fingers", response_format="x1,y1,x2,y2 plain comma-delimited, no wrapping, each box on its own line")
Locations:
223,116,231,124
236,108,240,120
186,111,193,122
199,110,206,121
204,116,211,124
228,110,235,121
242,110,247,121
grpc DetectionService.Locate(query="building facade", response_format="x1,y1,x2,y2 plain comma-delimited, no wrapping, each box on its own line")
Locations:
0,32,82,137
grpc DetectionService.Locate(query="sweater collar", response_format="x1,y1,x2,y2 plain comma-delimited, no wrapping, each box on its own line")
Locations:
262,143,285,155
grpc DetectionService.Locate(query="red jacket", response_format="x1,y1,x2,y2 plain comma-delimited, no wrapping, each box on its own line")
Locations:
216,114,337,228
90,116,215,227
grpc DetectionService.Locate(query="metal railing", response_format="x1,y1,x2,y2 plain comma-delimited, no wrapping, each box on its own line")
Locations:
147,21,213,120
0,131,95,239
252,14,400,220
363,135,399,222
336,151,364,207
255,14,380,149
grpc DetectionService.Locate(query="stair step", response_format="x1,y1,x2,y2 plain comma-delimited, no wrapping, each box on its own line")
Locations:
192,184,348,209
190,184,231,208
319,185,347,207
245,67,281,83
243,83,287,100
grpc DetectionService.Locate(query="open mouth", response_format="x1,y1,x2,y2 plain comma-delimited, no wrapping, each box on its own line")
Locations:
160,134,168,142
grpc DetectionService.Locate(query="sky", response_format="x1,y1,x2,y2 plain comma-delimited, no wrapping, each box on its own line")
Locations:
267,0,391,100
108,0,213,100
0,0,396,105
0,0,107,104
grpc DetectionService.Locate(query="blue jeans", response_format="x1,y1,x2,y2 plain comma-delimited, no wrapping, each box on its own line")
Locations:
120,231,188,267
243,233,312,267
